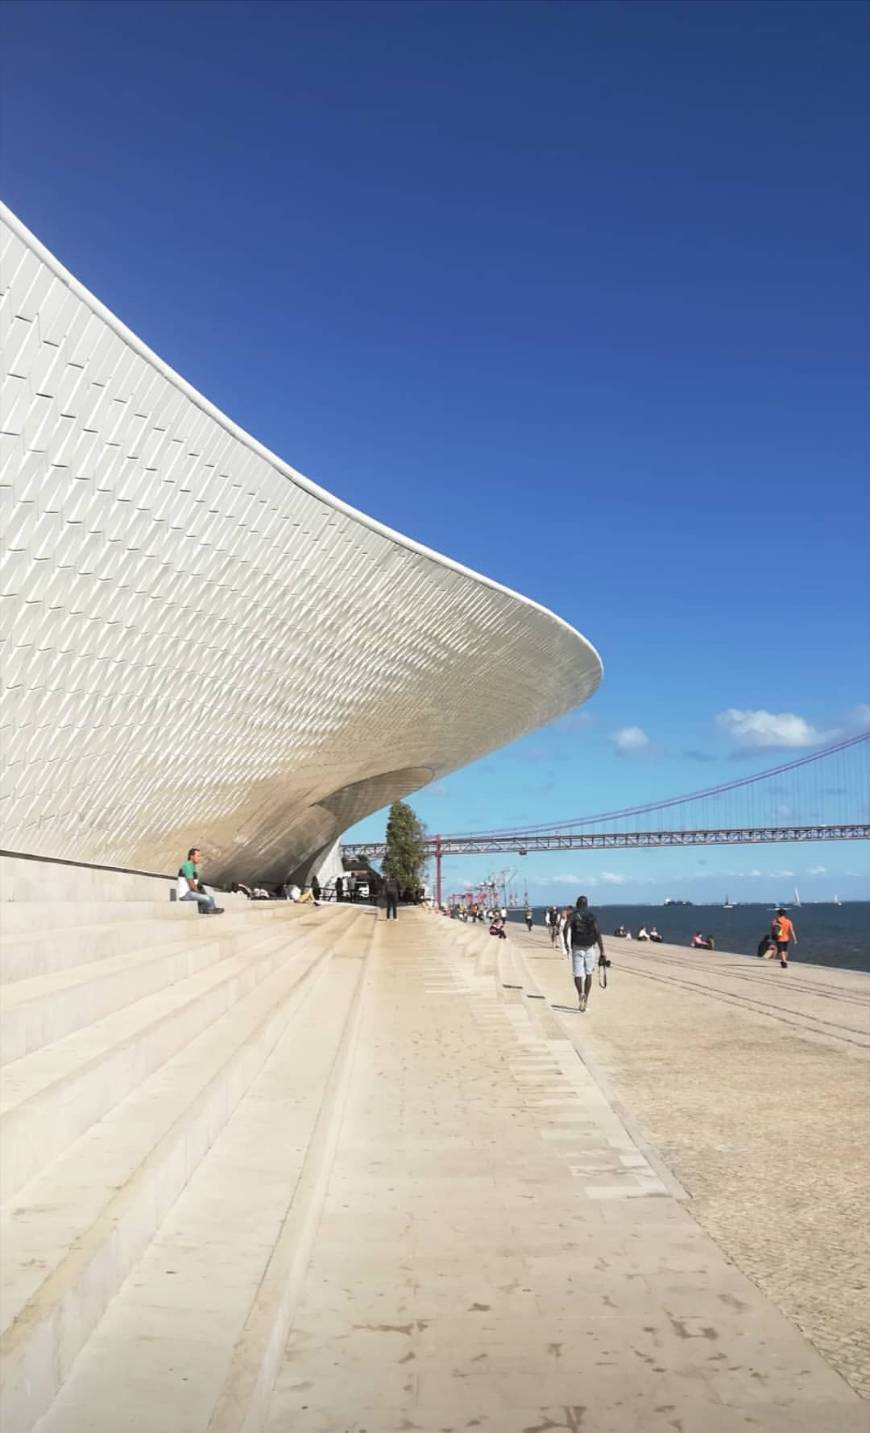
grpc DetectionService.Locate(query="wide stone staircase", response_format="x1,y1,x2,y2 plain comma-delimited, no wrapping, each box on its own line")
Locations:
0,879,376,1433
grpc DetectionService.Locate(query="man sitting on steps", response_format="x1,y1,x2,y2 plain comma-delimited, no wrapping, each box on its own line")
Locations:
178,847,224,915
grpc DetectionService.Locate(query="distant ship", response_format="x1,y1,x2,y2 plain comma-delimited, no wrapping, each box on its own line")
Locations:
723,895,736,909
664,898,693,906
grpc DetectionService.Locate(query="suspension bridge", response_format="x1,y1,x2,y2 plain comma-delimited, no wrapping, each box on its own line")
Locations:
341,731,870,905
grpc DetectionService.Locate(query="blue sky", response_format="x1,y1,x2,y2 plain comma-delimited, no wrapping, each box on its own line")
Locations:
3,0,868,901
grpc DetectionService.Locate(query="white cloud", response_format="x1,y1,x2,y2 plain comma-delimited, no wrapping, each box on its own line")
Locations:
553,710,594,733
539,870,634,888
716,708,833,751
538,872,595,887
612,726,650,754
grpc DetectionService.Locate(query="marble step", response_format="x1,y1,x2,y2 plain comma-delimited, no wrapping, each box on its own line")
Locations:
0,929,225,1064
0,899,198,934
1,912,222,984
0,912,367,1433
33,932,372,1433
0,915,324,1201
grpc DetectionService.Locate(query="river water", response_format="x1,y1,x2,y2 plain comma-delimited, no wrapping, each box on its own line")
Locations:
510,902,870,972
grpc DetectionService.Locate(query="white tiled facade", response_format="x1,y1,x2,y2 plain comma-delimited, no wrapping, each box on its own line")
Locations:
0,205,602,884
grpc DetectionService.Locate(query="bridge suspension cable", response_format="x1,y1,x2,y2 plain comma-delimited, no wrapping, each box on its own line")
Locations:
448,730,870,839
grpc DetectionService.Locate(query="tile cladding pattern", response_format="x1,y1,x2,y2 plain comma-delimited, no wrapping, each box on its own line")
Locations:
0,206,602,883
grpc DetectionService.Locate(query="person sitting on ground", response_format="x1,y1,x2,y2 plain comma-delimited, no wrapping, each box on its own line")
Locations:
757,933,776,959
489,916,507,939
178,847,224,915
649,926,663,942
637,925,650,941
690,931,711,949
706,934,716,950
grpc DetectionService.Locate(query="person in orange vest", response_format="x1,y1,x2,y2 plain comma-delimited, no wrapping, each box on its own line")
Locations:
771,907,797,968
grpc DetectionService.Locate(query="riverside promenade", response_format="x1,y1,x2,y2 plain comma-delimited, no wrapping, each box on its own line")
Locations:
509,924,870,1403
15,906,867,1431
261,914,867,1431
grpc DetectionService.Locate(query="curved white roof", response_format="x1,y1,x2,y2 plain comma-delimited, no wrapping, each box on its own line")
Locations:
0,204,602,881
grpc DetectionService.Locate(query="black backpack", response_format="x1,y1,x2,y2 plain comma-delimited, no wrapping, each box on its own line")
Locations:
568,908,598,947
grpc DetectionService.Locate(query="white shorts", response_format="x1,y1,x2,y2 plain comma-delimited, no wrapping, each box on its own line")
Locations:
570,946,598,977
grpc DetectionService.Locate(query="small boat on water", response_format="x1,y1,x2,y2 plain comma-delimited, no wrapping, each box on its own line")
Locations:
833,894,842,906
723,894,736,909
794,887,802,909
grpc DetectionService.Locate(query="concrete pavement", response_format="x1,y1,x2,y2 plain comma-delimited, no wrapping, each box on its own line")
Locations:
509,925,870,1403
264,914,866,1431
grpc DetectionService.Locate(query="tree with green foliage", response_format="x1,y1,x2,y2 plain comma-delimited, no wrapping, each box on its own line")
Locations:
382,799,427,894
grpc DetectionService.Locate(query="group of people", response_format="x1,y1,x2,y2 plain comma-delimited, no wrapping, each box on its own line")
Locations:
449,902,506,924
178,848,416,922
612,923,663,942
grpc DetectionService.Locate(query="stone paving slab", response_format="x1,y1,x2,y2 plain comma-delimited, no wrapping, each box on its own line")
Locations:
265,916,865,1431
511,924,870,1402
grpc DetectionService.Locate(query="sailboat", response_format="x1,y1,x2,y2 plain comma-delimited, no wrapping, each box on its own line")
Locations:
723,894,735,909
793,887,802,909
833,894,842,907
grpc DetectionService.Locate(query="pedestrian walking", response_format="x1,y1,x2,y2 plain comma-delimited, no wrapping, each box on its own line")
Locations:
563,895,606,1013
524,906,533,932
384,874,400,920
335,876,344,903
771,907,797,968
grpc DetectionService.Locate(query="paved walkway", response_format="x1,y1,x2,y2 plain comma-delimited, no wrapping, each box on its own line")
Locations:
509,926,870,1401
264,915,866,1431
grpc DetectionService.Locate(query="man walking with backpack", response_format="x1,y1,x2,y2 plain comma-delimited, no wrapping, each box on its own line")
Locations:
563,895,606,1013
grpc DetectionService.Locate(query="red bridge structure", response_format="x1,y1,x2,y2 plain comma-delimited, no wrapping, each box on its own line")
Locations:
342,731,870,907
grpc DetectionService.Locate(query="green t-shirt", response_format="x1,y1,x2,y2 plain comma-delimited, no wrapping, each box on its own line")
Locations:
180,860,199,882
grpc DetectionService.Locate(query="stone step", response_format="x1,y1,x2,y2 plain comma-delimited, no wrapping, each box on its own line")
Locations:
0,905,321,1063
0,899,198,934
0,913,332,1201
0,930,224,1065
0,911,369,1433
0,913,219,985
32,927,373,1433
